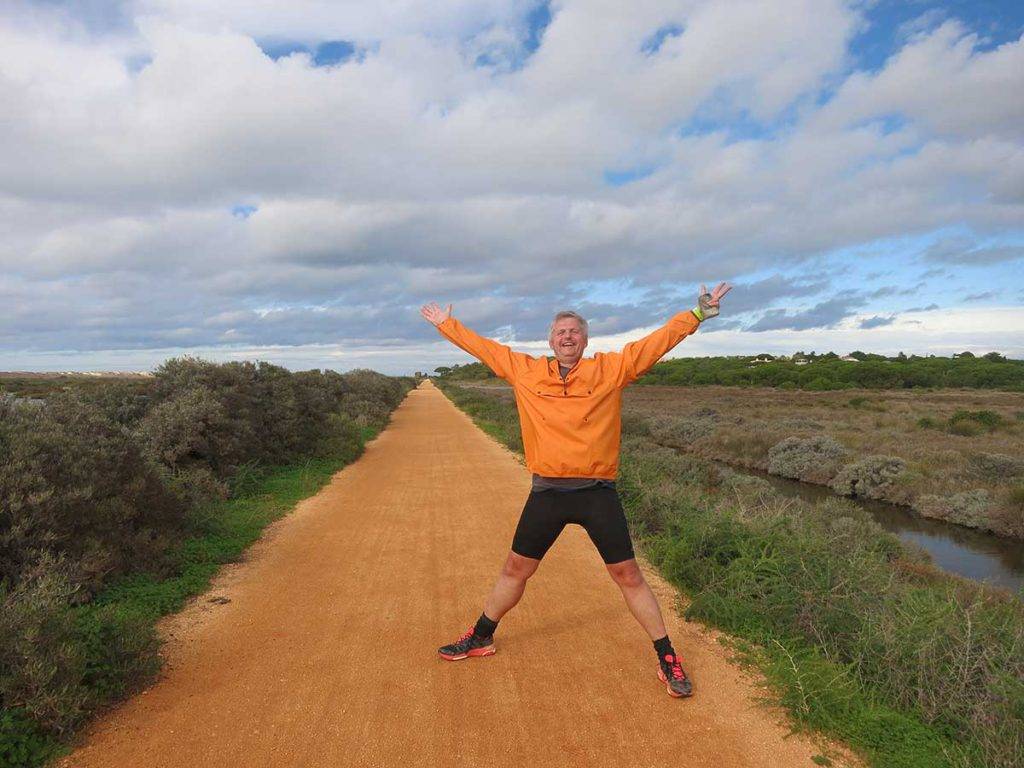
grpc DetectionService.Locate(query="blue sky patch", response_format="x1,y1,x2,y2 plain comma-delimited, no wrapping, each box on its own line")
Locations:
678,107,781,144
603,165,656,187
232,205,258,219
314,40,356,67
125,54,152,74
861,113,908,136
641,24,684,55
257,39,356,66
524,1,553,55
850,1,1024,72
259,40,311,60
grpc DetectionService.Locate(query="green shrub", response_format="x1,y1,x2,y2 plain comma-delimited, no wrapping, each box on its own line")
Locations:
0,709,58,768
70,602,160,705
338,369,411,429
947,420,983,437
0,396,187,598
805,376,834,391
0,360,415,766
949,409,1006,432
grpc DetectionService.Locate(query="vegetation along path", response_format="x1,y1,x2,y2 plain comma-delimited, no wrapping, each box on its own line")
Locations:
59,381,850,768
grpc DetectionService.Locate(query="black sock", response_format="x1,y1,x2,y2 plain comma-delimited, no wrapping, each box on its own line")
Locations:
653,635,675,659
474,613,498,639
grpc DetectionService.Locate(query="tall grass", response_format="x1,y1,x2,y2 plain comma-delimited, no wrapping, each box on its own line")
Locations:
437,381,1024,768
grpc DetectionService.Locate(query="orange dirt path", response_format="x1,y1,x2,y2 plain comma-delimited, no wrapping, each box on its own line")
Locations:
59,380,852,768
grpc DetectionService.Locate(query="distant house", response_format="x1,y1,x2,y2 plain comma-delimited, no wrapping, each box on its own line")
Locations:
794,359,810,366
750,355,774,364
839,355,860,363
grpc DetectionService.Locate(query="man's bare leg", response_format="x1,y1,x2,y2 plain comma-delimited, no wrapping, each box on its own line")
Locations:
438,551,540,660
607,558,692,696
483,551,541,620
606,559,667,639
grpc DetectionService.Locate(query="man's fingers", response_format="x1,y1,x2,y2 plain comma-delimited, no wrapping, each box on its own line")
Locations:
420,302,443,323
419,301,450,326
699,281,732,308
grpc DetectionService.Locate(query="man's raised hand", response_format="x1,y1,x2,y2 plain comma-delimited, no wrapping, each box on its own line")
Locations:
695,282,732,321
420,301,452,327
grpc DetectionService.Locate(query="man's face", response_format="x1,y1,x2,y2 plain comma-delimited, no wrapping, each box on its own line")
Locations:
549,317,588,367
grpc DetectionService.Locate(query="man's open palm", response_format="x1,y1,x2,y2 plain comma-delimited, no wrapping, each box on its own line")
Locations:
420,302,452,326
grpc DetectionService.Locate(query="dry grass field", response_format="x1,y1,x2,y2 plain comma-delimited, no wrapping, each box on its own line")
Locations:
459,381,1024,538
623,386,1024,535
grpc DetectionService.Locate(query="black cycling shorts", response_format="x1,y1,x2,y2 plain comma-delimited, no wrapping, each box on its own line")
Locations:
511,486,635,565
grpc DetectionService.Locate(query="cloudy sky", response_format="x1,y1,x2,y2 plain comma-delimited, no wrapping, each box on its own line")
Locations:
1,0,1022,374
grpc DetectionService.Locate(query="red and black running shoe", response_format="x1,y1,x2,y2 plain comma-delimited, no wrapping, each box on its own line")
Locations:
658,653,693,698
438,627,496,661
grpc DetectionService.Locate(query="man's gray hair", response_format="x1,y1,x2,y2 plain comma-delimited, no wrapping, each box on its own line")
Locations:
549,310,589,338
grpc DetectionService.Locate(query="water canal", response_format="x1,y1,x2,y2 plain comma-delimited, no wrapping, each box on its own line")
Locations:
712,459,1024,594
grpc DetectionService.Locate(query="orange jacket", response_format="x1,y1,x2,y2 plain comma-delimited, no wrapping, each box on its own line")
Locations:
436,311,701,479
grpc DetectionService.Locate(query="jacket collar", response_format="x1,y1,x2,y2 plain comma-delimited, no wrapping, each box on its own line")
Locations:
548,356,584,381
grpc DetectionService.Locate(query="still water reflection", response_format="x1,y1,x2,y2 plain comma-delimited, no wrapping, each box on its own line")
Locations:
714,460,1024,594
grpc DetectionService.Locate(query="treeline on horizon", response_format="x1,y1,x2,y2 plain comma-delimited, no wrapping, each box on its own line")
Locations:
434,350,1024,391
0,358,415,765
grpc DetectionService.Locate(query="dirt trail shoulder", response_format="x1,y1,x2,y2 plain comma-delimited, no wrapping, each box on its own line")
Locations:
59,380,853,768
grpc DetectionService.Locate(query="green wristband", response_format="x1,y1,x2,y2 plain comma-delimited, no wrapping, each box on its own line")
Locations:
691,306,705,322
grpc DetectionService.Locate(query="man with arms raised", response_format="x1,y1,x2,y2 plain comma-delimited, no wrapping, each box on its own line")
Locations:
421,283,731,698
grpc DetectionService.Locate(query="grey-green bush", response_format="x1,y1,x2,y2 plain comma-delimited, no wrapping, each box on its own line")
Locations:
969,453,1024,480
915,490,994,531
648,412,718,448
767,435,847,483
831,455,907,500
0,556,88,735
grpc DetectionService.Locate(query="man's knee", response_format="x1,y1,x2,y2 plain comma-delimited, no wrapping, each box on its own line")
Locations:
606,559,645,589
502,552,540,582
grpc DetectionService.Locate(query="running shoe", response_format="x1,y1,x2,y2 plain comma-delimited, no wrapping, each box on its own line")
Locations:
658,653,693,698
438,627,496,661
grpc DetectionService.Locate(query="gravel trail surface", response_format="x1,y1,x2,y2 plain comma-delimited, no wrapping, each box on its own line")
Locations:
59,380,851,768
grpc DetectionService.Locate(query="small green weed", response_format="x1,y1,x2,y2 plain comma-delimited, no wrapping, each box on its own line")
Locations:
949,410,1006,431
